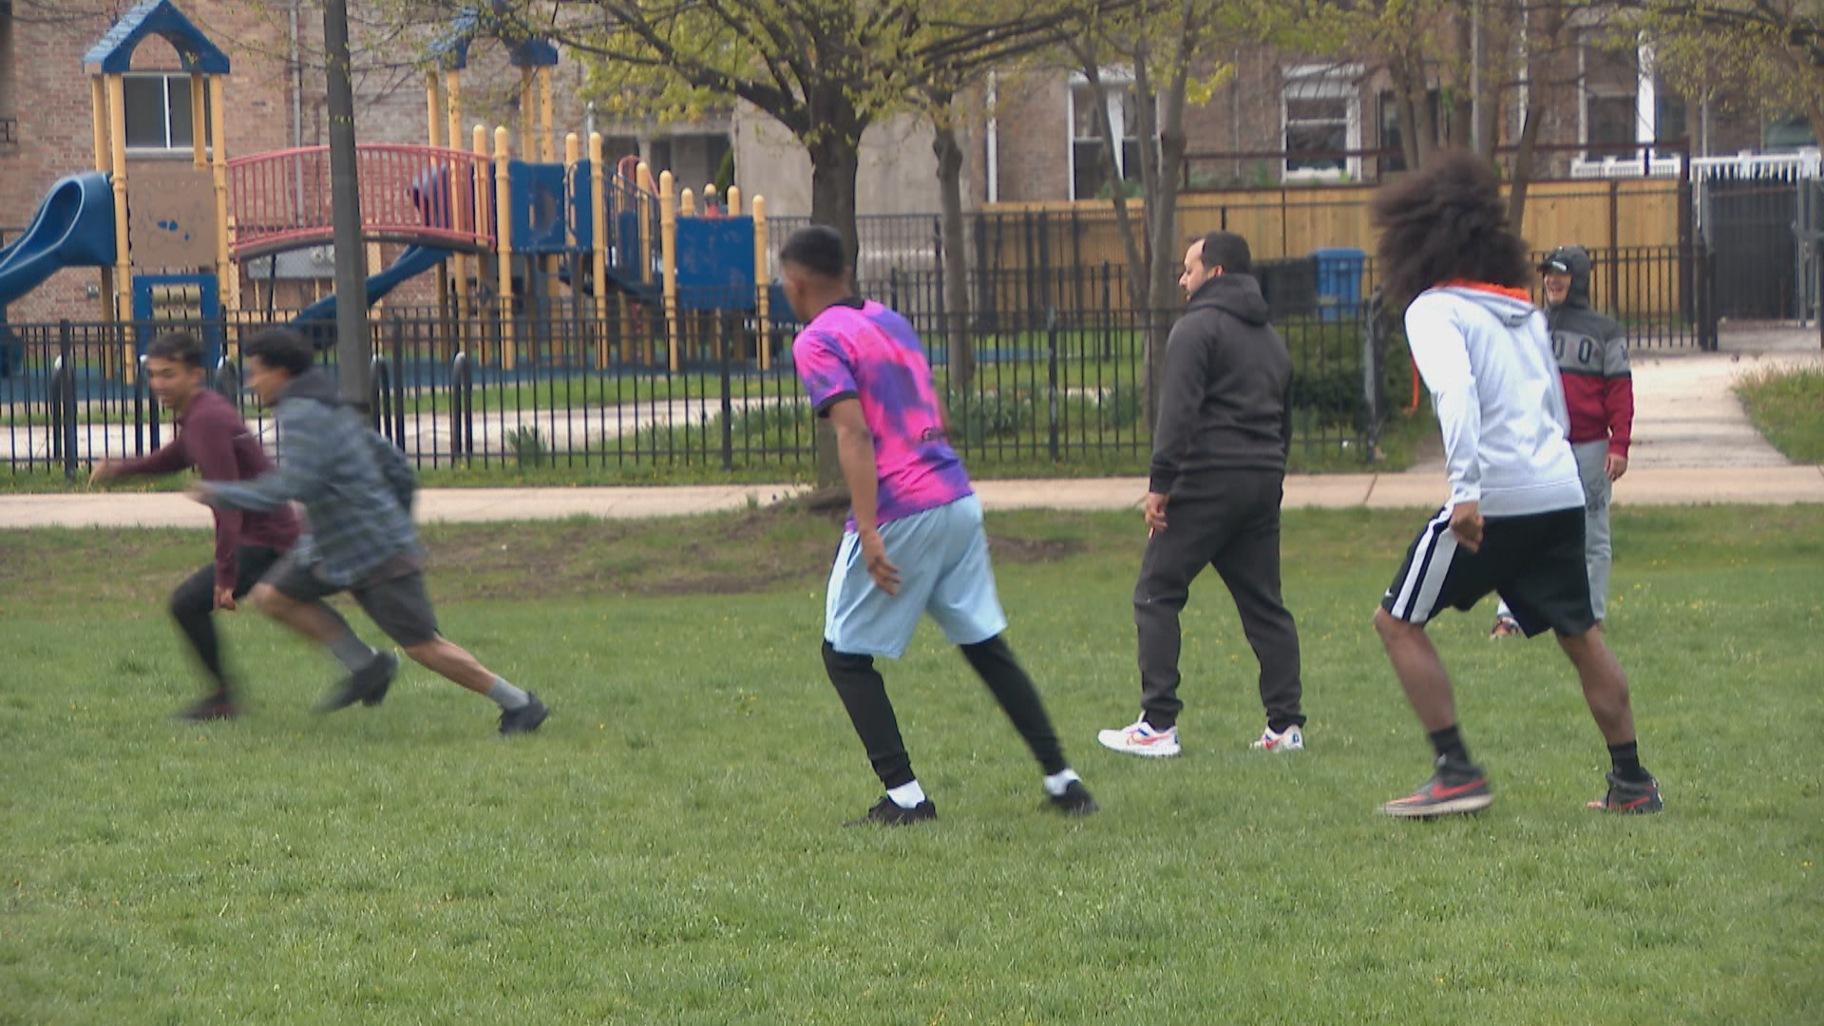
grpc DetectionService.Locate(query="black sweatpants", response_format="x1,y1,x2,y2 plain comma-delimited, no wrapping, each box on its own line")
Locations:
1133,470,1304,732
169,545,284,694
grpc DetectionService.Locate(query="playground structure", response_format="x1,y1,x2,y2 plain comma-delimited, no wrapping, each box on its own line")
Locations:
0,0,778,381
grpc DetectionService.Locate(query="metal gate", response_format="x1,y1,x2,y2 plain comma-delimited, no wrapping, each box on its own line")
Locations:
1696,153,1822,322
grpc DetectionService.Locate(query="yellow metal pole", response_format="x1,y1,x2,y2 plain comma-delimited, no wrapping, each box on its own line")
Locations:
89,76,110,172
448,73,470,324
89,76,115,323
753,194,769,371
589,131,611,367
425,71,443,147
518,70,535,162
495,126,516,370
425,72,449,330
209,77,236,318
637,161,654,286
539,67,556,163
726,185,741,217
660,170,678,372
189,73,207,168
472,123,490,363
106,73,133,380
446,72,463,156
562,131,580,303
680,187,696,217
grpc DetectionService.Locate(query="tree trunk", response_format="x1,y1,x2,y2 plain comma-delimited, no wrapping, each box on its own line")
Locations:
1508,0,1563,230
931,103,976,392
1142,15,1193,430
1391,50,1426,171
803,112,864,490
1080,57,1149,306
1473,0,1505,160
1448,16,1475,148
807,122,864,291
1507,107,1543,230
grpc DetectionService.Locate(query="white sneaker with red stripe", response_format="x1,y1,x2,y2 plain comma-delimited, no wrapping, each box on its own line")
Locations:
1096,718,1181,758
1250,724,1304,752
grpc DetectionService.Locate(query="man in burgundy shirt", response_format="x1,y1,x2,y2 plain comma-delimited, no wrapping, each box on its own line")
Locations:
92,332,300,721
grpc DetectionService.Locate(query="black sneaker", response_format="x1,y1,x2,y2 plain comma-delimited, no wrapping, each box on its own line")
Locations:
498,692,549,736
1380,756,1493,818
1587,771,1664,814
314,651,399,714
845,796,937,827
1049,779,1099,816
174,693,240,723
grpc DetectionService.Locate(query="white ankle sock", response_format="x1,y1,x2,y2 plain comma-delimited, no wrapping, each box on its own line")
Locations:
1043,768,1081,797
886,780,927,809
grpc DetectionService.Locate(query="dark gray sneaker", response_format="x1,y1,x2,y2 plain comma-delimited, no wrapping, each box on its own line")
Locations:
845,796,937,827
314,651,399,714
1380,756,1493,818
1587,771,1664,814
498,692,549,736
1049,780,1099,816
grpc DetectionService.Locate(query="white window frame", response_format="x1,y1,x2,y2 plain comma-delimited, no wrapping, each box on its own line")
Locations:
1576,32,1650,160
122,72,212,155
1282,64,1361,182
1065,70,1141,201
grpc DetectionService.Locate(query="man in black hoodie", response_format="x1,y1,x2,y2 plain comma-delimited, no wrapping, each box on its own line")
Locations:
1096,231,1306,758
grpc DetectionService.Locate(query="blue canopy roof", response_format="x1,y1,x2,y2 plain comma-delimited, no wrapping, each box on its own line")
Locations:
84,0,231,76
430,5,559,71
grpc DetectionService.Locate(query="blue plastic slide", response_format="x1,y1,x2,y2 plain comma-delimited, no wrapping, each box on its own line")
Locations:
292,244,454,324
0,172,118,310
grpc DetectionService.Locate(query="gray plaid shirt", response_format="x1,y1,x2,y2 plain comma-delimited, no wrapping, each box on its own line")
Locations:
208,369,419,588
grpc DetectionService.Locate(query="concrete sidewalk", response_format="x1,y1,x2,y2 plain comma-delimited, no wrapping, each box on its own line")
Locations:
3,466,1818,531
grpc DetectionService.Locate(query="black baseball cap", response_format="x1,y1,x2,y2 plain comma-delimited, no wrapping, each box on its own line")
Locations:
1538,248,1575,275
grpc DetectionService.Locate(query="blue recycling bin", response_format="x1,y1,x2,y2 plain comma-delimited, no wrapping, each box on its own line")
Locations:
1311,247,1366,322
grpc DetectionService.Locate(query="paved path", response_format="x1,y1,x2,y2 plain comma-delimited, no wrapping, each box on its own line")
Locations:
1406,324,1821,474
4,466,1819,531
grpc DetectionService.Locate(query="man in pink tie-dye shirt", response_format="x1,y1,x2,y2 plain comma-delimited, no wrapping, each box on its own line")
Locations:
782,225,1095,826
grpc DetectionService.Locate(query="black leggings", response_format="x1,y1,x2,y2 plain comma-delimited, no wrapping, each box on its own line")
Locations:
822,634,1068,789
169,545,283,692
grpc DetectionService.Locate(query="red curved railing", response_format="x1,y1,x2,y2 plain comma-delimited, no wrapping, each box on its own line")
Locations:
227,144,496,260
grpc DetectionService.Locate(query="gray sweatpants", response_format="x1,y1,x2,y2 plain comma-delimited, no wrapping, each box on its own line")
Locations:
1499,439,1612,622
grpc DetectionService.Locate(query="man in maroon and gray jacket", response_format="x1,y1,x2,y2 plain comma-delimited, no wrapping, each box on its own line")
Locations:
1491,245,1634,637
92,331,300,721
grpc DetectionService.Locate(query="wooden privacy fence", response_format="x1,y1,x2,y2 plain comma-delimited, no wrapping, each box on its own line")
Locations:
992,179,1685,268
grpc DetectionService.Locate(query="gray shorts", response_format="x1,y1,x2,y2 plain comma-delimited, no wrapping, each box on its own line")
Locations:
263,552,440,647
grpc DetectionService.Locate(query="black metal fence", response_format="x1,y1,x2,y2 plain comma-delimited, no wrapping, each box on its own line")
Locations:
2,276,1394,478
1700,166,1822,322
791,210,1711,348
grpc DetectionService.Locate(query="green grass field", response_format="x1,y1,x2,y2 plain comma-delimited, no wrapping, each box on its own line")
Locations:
1737,365,1824,464
2,506,1819,1025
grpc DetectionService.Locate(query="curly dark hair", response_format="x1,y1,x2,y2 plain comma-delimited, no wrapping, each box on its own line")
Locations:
1371,151,1533,312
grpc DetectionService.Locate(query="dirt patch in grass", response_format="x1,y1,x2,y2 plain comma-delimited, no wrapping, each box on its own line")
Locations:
1,504,1109,614
421,506,842,601
988,535,1087,563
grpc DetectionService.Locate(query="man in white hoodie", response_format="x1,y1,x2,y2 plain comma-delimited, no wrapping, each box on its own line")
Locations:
1367,153,1662,819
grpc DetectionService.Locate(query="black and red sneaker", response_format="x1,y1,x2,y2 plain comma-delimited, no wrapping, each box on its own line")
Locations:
1380,757,1493,818
174,693,240,723
1587,771,1664,814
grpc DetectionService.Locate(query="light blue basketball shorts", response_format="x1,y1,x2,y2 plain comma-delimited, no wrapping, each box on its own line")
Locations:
824,493,1008,659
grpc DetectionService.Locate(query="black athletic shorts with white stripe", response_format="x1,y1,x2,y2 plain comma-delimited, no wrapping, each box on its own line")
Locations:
1381,505,1597,638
